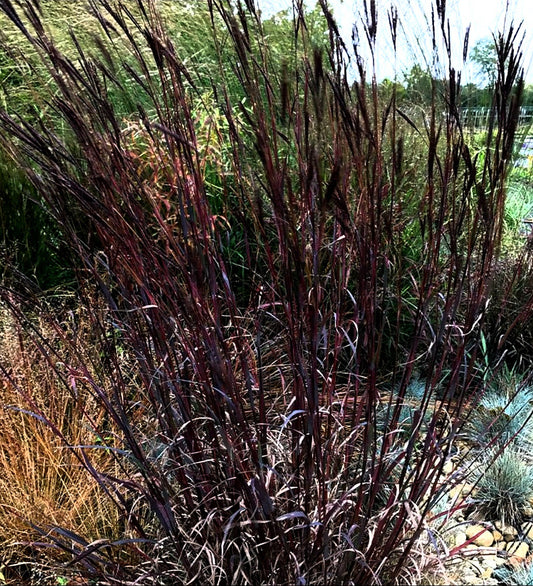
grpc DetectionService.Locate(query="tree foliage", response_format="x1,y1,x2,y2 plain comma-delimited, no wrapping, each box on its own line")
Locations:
471,38,498,88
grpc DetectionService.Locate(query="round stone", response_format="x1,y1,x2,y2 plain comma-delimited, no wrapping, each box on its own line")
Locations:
506,541,529,560
480,554,506,569
465,524,494,547
522,521,533,539
442,459,454,475
494,521,518,541
455,531,467,547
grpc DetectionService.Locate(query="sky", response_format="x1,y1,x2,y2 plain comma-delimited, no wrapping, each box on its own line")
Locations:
257,0,533,84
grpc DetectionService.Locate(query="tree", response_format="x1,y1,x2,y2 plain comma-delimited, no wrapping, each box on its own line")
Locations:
471,38,497,88
402,64,435,105
379,78,406,103
522,84,533,107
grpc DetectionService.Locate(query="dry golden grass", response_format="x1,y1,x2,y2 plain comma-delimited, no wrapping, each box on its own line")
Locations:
0,307,124,581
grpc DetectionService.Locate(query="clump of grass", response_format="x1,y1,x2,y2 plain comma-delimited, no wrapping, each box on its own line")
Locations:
0,0,530,584
0,304,129,583
378,376,433,440
475,449,533,527
471,370,533,447
505,178,533,236
494,561,533,585
494,563,533,586
483,254,533,367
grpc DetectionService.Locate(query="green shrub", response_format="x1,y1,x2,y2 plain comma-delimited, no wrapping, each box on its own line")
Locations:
503,178,533,246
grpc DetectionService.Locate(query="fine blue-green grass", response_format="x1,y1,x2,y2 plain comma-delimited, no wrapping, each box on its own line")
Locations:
470,371,533,447
495,561,533,585
475,449,533,526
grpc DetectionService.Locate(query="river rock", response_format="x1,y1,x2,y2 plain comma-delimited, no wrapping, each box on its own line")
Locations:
462,558,484,576
506,540,529,560
443,459,454,475
463,577,484,585
462,577,483,585
449,485,463,500
460,572,499,585
480,554,506,569
494,521,518,541
466,524,494,547
450,483,475,500
455,531,467,547
522,521,533,539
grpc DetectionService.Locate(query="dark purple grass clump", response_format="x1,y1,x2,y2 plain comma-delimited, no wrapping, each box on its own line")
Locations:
0,0,531,584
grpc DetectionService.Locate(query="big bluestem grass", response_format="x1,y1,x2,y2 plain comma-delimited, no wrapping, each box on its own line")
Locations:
0,0,531,584
483,251,533,367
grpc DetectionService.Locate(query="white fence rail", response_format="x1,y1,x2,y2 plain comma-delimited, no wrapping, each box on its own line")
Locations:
461,106,533,128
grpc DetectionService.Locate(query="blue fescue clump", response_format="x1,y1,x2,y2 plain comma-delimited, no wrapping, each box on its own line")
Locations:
471,370,533,447
475,449,533,527
494,562,533,585
377,377,431,438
